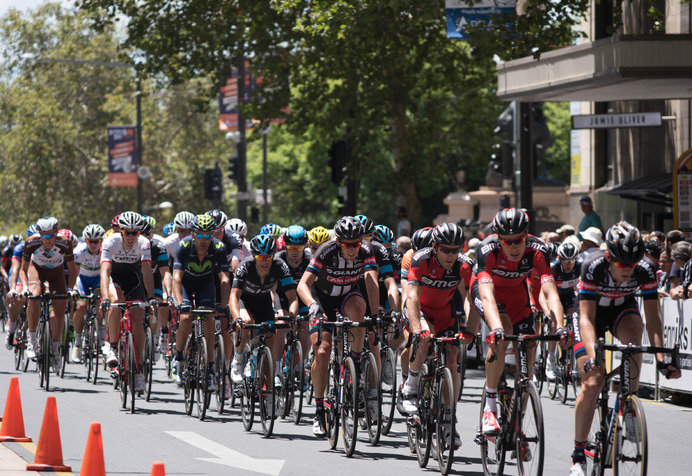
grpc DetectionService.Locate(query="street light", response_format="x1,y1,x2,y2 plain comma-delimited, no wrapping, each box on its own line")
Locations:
22,53,145,214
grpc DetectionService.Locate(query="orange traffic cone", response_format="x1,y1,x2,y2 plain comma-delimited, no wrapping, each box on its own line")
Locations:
150,461,166,476
0,377,31,442
80,422,106,476
26,396,71,472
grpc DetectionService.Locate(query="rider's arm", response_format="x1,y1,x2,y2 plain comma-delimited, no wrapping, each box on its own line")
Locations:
285,288,299,318
141,260,155,299
540,281,565,333
66,259,79,290
172,269,184,306
229,287,243,321
405,283,424,334
578,299,598,360
384,276,400,312
19,258,30,290
363,268,380,316
642,299,668,365
99,261,112,300
297,272,318,308
479,281,503,332
159,265,172,299
218,270,230,309
8,258,20,291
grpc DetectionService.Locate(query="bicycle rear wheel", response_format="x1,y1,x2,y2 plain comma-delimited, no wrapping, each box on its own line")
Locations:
214,334,226,414
37,321,46,389
549,349,563,401
306,348,315,406
183,336,195,416
363,351,381,445
436,366,456,476
516,381,545,476
613,395,647,476
240,344,255,431
83,319,94,382
59,312,70,378
118,336,128,408
533,341,547,396
14,316,26,371
341,356,358,457
277,346,289,420
290,341,304,425
128,336,136,413
416,372,432,468
144,326,154,401
326,361,340,450
561,355,570,405
479,387,506,476
195,337,209,421
258,346,276,437
380,347,397,436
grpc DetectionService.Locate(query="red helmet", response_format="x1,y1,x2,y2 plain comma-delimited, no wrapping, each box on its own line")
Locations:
111,214,121,229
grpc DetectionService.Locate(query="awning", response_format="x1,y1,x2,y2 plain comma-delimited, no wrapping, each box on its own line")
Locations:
496,35,692,102
605,173,672,206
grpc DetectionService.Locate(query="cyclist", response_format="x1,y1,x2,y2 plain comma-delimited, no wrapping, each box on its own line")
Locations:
229,234,299,412
20,217,78,370
471,208,567,440
307,226,331,255
400,223,474,448
260,223,284,252
372,224,405,350
3,233,24,349
171,214,230,390
100,212,156,394
71,224,106,363
569,222,680,476
164,211,195,266
296,216,380,438
226,218,250,258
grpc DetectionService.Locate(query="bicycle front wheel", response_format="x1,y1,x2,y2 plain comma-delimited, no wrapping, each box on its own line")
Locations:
290,341,304,425
585,401,605,476
479,387,505,476
363,351,381,445
416,364,432,468
144,326,154,401
58,312,70,378
435,366,456,476
258,346,276,437
214,334,226,415
326,359,340,450
83,319,94,382
380,347,397,436
195,337,209,421
341,356,358,457
118,336,128,408
240,345,255,431
183,336,195,416
516,381,545,476
613,395,648,476
128,335,136,413
42,319,52,391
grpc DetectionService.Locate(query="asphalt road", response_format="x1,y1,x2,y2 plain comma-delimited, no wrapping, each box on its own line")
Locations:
0,344,690,476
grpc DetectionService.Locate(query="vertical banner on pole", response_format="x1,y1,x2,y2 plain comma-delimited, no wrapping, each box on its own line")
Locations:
107,126,138,187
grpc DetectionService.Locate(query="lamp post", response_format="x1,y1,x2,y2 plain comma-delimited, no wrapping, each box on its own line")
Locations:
22,54,145,213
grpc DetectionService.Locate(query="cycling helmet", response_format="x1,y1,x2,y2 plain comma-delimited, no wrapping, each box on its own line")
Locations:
206,209,228,230
260,223,283,238
605,221,645,265
26,224,38,237
545,242,559,260
142,215,157,230
492,208,530,236
557,242,579,261
333,216,364,241
283,225,308,245
192,214,216,232
432,223,465,247
36,216,59,233
250,234,277,255
0,236,7,248
163,222,175,236
355,215,374,236
57,229,77,247
645,240,663,259
140,220,153,236
9,234,22,245
118,211,144,230
308,226,331,245
411,227,434,251
226,218,247,237
111,214,120,229
373,224,394,244
174,211,195,230
82,224,105,240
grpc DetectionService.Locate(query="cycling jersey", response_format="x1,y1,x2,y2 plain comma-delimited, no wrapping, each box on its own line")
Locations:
551,259,580,311
22,236,74,269
276,249,311,313
150,236,169,295
400,248,415,281
1,244,13,273
173,236,228,282
101,234,151,274
74,242,101,278
232,256,294,299
306,241,377,297
578,251,657,306
358,240,393,311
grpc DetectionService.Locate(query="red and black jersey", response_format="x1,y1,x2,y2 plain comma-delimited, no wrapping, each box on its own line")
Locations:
408,248,471,311
471,234,554,289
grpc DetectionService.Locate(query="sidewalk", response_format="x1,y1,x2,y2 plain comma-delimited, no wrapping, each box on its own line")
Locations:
0,442,69,475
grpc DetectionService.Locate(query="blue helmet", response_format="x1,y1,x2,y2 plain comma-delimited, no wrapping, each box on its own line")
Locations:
250,234,276,255
373,225,394,244
355,215,374,235
260,223,282,237
26,224,38,237
283,225,308,245
162,222,175,236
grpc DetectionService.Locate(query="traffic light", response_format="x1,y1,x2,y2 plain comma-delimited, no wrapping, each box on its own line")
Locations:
228,154,239,183
204,168,223,201
328,140,349,185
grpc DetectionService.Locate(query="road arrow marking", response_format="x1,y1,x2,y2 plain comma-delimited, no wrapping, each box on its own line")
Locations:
166,431,285,476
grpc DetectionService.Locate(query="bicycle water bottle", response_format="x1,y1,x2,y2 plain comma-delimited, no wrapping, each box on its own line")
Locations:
245,348,258,379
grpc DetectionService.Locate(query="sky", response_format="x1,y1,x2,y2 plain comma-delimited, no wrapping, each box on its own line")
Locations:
0,0,75,18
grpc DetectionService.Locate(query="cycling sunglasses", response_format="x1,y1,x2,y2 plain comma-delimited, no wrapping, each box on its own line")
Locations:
194,232,213,239
500,235,526,247
122,230,140,236
254,254,273,261
560,258,576,264
286,245,304,252
437,246,461,255
86,239,102,245
339,240,362,249
612,260,637,269
41,232,56,239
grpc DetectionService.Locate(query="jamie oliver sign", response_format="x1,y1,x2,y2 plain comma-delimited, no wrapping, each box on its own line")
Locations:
571,112,662,130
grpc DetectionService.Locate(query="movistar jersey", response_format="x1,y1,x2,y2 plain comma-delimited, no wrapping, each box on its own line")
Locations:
173,236,228,282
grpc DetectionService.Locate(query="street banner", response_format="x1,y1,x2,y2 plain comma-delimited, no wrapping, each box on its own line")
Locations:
107,126,137,187
445,0,516,39
219,65,255,131
673,148,692,237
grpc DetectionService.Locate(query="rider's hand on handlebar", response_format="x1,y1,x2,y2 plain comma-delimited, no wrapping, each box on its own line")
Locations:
458,329,475,345
556,327,572,348
657,360,681,379
485,327,505,354
417,329,432,342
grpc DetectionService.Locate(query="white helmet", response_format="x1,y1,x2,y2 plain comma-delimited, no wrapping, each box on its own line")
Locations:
118,211,144,230
82,224,106,240
36,217,59,233
174,211,195,230
226,218,247,237
0,236,7,248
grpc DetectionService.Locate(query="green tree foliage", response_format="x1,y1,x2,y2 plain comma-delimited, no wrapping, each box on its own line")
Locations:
543,102,571,184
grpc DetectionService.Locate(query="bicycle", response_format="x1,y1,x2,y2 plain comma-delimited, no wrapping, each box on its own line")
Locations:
160,300,176,378
12,295,29,372
317,314,380,456
212,310,228,415
548,320,581,404
81,294,101,384
141,302,156,402
57,299,75,379
407,331,468,475
29,291,70,392
583,338,678,476
235,319,290,437
475,333,564,476
107,300,149,413
375,309,400,436
532,311,550,396
181,307,216,421
276,314,308,425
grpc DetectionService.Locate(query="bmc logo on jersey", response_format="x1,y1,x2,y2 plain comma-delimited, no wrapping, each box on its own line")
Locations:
493,269,528,279
420,276,459,289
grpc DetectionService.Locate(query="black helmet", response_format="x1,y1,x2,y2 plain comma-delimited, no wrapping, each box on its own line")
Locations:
411,227,434,251
283,225,308,245
432,223,465,247
205,209,228,229
492,208,530,236
334,216,364,241
645,240,663,260
557,242,579,260
545,242,559,260
250,234,277,255
355,215,374,236
605,222,645,265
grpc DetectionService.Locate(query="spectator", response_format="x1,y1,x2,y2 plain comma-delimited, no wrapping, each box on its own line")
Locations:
396,235,411,253
396,206,411,238
669,241,692,300
579,227,603,257
577,196,604,236
658,249,674,296
650,230,665,242
545,231,561,243
556,224,576,242
665,230,686,289
644,240,662,269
